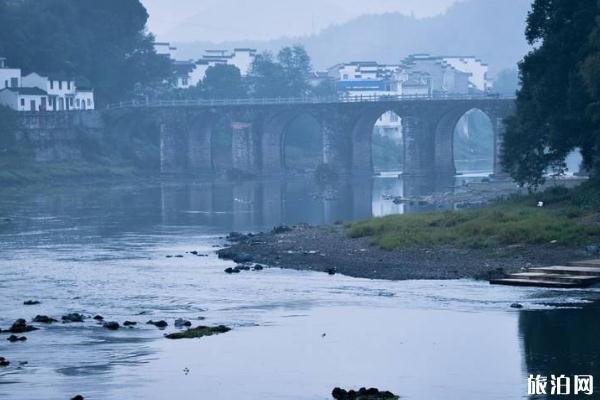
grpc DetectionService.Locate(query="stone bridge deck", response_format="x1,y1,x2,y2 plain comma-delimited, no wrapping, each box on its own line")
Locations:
102,94,515,177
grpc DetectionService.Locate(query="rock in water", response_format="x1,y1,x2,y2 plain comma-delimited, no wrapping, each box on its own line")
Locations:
331,387,399,400
327,267,337,275
123,321,137,326
165,325,231,339
146,320,168,329
9,319,38,333
7,335,27,342
71,395,84,400
62,313,85,323
103,321,120,330
174,318,192,328
0,357,10,367
510,303,524,309
23,300,41,305
32,315,58,324
93,315,104,321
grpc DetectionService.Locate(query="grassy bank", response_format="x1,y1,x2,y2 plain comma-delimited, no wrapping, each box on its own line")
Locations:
348,182,600,250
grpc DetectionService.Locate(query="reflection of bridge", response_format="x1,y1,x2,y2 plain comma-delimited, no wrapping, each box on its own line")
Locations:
108,95,515,177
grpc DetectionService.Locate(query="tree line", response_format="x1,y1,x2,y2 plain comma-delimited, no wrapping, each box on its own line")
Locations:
503,0,600,185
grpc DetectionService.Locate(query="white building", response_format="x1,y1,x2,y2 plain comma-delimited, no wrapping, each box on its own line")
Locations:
401,54,489,94
21,72,94,111
155,43,258,89
0,87,49,111
0,57,21,90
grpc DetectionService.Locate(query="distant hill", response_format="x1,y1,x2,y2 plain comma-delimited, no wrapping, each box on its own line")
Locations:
173,0,532,76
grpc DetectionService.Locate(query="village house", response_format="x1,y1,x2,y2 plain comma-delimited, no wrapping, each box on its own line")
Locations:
0,87,49,111
0,57,21,89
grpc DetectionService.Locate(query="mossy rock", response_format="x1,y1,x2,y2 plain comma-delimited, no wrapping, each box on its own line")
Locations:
165,325,231,339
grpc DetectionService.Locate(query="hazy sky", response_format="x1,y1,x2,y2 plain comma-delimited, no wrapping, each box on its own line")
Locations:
142,0,463,42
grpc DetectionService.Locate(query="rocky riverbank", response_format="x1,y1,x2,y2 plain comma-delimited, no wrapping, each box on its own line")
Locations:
217,224,590,281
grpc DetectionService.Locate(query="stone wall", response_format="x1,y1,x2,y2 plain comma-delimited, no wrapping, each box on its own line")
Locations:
15,111,105,162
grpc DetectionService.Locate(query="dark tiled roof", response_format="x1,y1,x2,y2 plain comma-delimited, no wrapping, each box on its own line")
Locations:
3,87,48,95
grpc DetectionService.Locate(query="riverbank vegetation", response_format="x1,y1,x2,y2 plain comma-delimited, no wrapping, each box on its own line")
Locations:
503,0,600,186
348,182,600,250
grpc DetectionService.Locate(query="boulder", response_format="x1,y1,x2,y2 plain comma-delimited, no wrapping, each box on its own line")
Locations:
174,318,192,328
7,335,27,342
62,313,85,323
9,319,38,333
32,315,58,324
253,264,264,271
146,320,168,329
326,267,337,276
103,321,120,330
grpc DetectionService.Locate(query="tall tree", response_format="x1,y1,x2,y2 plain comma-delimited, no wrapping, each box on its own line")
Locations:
502,0,600,186
0,0,171,104
202,64,245,99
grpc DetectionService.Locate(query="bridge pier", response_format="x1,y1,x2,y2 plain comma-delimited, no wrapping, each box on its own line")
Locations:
402,115,436,177
159,114,189,173
320,109,354,174
231,122,259,174
187,116,214,174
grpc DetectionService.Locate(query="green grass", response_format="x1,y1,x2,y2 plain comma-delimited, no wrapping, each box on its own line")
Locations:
347,183,600,250
164,325,231,339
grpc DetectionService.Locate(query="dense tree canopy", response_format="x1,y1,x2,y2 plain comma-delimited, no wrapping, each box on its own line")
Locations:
0,0,171,104
248,46,313,98
201,64,246,99
502,0,600,185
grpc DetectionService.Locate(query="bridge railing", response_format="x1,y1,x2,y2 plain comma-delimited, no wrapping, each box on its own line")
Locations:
105,93,512,110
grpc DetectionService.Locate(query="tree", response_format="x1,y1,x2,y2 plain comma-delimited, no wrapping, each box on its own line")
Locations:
202,64,246,99
248,45,312,98
0,0,171,105
502,1,600,186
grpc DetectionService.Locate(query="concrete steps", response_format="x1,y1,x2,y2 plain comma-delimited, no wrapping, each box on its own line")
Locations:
490,259,600,288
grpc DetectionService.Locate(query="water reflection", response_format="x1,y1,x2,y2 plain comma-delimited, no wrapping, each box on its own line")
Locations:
519,301,600,399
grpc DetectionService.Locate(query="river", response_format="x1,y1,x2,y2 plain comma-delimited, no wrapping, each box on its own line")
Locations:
0,175,598,400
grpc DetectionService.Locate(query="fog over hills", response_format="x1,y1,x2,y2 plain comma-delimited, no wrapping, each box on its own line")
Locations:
171,0,532,75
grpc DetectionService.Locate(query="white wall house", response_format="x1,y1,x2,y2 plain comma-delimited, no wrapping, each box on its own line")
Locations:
0,57,21,90
0,87,49,111
401,54,471,95
442,56,490,92
21,72,94,111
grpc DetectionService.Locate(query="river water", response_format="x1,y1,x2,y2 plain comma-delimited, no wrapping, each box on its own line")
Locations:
0,176,598,400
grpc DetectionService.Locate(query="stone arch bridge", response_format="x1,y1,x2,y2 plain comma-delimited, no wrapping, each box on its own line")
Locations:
107,95,515,177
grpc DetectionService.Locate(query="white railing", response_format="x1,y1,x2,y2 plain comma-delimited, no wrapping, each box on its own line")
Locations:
105,93,514,110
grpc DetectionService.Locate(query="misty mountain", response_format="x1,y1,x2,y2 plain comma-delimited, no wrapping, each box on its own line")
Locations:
173,0,532,75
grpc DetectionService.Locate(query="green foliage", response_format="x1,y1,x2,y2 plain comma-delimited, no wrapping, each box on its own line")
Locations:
248,46,312,98
347,183,600,250
503,1,600,186
164,325,231,339
202,64,246,99
0,0,171,105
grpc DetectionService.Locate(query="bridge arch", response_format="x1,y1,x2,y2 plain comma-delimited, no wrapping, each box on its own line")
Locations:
351,107,405,175
261,110,324,175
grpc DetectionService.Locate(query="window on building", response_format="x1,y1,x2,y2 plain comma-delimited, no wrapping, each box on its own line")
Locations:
59,81,62,90
50,81,54,90
4,80,7,88
10,77,18,87
87,99,91,106
20,98,25,107
67,81,71,90
76,99,80,108
343,74,349,80
69,98,73,106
